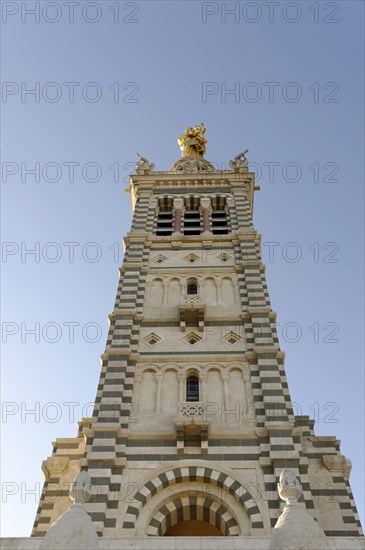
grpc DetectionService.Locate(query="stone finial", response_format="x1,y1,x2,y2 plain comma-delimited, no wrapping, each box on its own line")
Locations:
135,153,155,175
278,468,302,504
270,469,331,550
229,149,249,172
70,470,92,504
39,471,100,550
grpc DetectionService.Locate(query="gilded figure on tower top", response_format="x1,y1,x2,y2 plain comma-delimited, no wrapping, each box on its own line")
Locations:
178,123,207,158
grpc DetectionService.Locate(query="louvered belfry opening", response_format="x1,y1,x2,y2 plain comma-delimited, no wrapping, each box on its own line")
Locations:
211,195,229,235
183,196,201,235
156,196,173,235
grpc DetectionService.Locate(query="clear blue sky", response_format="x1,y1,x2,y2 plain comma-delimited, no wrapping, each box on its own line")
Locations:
1,0,364,537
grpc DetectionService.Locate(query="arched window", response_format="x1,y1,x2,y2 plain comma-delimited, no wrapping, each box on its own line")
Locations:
186,277,198,296
187,278,198,295
186,376,199,402
187,283,198,295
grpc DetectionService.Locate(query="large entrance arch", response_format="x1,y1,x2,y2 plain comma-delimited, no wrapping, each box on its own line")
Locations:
122,463,264,535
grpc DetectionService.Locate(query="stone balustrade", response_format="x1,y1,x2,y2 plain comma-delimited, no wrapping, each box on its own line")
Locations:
179,401,205,419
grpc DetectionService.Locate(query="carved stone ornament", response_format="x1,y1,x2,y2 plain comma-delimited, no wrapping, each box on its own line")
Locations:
323,454,352,477
39,471,100,550
229,149,249,172
41,456,69,479
277,468,302,504
135,153,155,175
69,470,92,504
170,156,216,174
270,469,331,550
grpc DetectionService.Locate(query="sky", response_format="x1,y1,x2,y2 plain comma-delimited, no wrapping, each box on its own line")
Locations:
1,0,364,538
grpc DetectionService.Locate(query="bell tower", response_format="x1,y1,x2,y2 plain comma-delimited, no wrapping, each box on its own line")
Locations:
31,126,363,545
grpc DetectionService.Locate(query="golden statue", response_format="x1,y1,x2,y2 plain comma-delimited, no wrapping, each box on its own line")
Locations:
178,123,207,158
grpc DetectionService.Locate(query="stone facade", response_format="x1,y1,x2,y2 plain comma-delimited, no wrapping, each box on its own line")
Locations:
25,145,363,544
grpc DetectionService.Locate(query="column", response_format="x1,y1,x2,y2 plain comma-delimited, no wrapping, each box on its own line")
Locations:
216,279,222,305
145,280,152,305
162,280,169,305
200,373,207,403
221,372,230,409
226,197,234,231
173,198,183,233
154,373,164,413
243,372,255,422
200,197,211,233
181,277,187,299
133,374,142,413
177,374,185,402
234,282,241,305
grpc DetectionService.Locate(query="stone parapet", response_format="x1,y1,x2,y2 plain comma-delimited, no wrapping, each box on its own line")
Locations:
1,536,365,550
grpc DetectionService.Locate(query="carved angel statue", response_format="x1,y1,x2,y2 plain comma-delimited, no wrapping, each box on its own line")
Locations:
135,153,155,175
229,148,249,172
178,123,207,158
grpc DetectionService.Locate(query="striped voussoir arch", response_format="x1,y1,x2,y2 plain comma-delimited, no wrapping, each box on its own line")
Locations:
146,494,240,536
122,465,264,530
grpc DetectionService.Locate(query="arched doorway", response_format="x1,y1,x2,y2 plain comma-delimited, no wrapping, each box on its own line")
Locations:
146,493,240,536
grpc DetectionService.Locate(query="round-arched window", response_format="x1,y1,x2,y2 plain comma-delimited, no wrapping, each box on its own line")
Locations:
186,376,199,402
187,283,198,295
